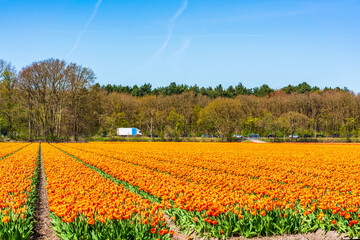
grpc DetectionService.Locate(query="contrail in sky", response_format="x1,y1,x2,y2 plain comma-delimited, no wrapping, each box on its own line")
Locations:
167,38,190,75
168,38,190,62
120,0,188,78
66,0,103,58
156,0,188,56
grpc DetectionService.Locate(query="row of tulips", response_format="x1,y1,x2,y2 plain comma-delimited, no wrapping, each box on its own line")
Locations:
0,143,40,239
0,142,30,159
53,142,360,238
42,143,172,240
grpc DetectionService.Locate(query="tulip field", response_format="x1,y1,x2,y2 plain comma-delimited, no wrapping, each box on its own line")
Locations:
1,142,360,239
0,143,39,239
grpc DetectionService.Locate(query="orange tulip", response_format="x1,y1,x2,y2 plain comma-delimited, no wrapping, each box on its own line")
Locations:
2,216,9,223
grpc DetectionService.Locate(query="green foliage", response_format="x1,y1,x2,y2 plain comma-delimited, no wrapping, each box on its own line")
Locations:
283,82,322,94
100,81,351,98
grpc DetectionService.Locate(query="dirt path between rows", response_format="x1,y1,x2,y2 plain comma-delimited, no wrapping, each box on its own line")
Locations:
32,144,59,240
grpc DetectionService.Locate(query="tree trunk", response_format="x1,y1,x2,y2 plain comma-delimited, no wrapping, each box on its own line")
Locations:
74,118,78,142
150,115,153,141
28,108,31,141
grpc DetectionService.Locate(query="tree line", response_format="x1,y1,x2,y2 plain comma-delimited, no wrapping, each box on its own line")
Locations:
0,58,359,141
100,81,349,98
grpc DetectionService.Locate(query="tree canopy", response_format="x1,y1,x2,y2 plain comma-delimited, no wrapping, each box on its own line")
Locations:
0,58,358,141
99,81,349,98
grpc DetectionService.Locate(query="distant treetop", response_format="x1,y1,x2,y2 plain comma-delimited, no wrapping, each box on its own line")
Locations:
98,81,350,98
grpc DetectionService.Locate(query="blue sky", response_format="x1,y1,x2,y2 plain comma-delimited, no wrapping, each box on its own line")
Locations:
1,0,359,93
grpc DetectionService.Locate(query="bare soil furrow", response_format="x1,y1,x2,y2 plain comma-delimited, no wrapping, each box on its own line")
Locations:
32,144,59,240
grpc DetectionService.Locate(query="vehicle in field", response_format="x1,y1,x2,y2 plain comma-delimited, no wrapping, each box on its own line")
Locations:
201,133,216,138
289,134,299,138
266,134,276,138
304,134,312,138
233,134,244,139
148,134,159,138
117,128,142,136
316,134,325,138
332,133,340,138
248,134,261,139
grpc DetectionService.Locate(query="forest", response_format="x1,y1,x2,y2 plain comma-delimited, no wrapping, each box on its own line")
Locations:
0,58,359,141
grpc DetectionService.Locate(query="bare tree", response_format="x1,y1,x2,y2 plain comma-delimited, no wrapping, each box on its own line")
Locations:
19,59,68,140
66,63,95,141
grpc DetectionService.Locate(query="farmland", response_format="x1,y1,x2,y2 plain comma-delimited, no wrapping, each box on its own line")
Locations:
1,142,360,239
